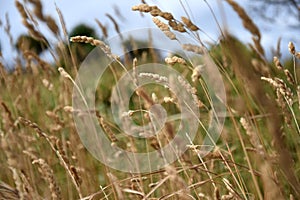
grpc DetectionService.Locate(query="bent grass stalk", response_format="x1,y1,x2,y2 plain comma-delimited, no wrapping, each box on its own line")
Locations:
284,95,300,135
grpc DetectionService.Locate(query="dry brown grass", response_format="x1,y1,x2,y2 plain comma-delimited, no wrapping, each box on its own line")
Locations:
0,0,300,199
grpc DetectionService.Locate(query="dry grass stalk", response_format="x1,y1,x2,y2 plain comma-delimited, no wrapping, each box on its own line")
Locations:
107,173,124,200
223,35,296,198
284,69,295,85
45,16,59,35
165,56,186,65
121,110,135,118
214,187,221,200
18,117,83,198
297,86,300,110
132,4,152,13
225,0,264,56
1,132,17,169
128,36,139,57
260,76,293,125
0,1,299,198
15,1,45,42
152,18,176,40
152,17,170,31
18,117,56,146
10,167,25,200
148,30,159,63
105,13,122,38
260,163,285,200
0,181,20,200
248,44,268,65
4,14,14,46
113,5,126,22
22,18,45,42
25,59,33,73
177,76,201,107
160,12,174,20
273,56,284,70
225,0,260,40
70,36,112,56
191,65,204,82
70,35,104,46
165,166,190,199
182,44,204,54
151,92,158,103
168,20,186,33
96,112,118,145
19,171,37,199
0,61,7,82
181,16,199,31
122,188,144,198
138,72,169,85
251,59,270,77
133,4,174,21
275,37,282,58
132,57,138,86
63,106,75,113
45,110,63,126
149,7,161,17
95,19,108,38
42,79,54,91
26,7,39,27
26,0,59,35
132,4,176,28
14,58,23,76
163,96,176,104
58,67,71,79
1,101,14,126
23,51,54,72
55,5,68,38
15,1,28,20
251,37,265,57
274,78,294,106
222,178,241,199
55,139,82,187
288,42,299,85
288,42,296,55
240,117,263,152
27,0,44,20
23,150,61,200
261,77,293,106
163,31,177,40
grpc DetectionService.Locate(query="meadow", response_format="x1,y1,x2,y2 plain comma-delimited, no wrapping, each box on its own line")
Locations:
0,0,300,199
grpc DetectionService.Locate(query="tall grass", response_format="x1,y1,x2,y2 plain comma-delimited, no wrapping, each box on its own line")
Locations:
0,0,300,199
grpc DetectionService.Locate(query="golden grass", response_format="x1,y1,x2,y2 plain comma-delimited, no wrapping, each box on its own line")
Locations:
0,0,300,199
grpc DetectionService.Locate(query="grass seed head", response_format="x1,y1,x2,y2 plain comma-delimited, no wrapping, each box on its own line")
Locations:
273,56,283,70
288,42,296,55
182,44,204,54
181,16,199,31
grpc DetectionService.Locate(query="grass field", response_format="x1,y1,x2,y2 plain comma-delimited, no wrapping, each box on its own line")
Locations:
1,0,300,199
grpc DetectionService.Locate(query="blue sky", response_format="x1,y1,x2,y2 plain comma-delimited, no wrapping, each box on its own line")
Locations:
0,0,297,62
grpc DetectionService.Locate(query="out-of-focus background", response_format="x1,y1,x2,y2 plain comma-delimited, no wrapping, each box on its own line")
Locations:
0,0,299,64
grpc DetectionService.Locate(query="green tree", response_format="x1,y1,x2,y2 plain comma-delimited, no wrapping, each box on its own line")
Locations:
122,37,161,63
15,34,47,55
